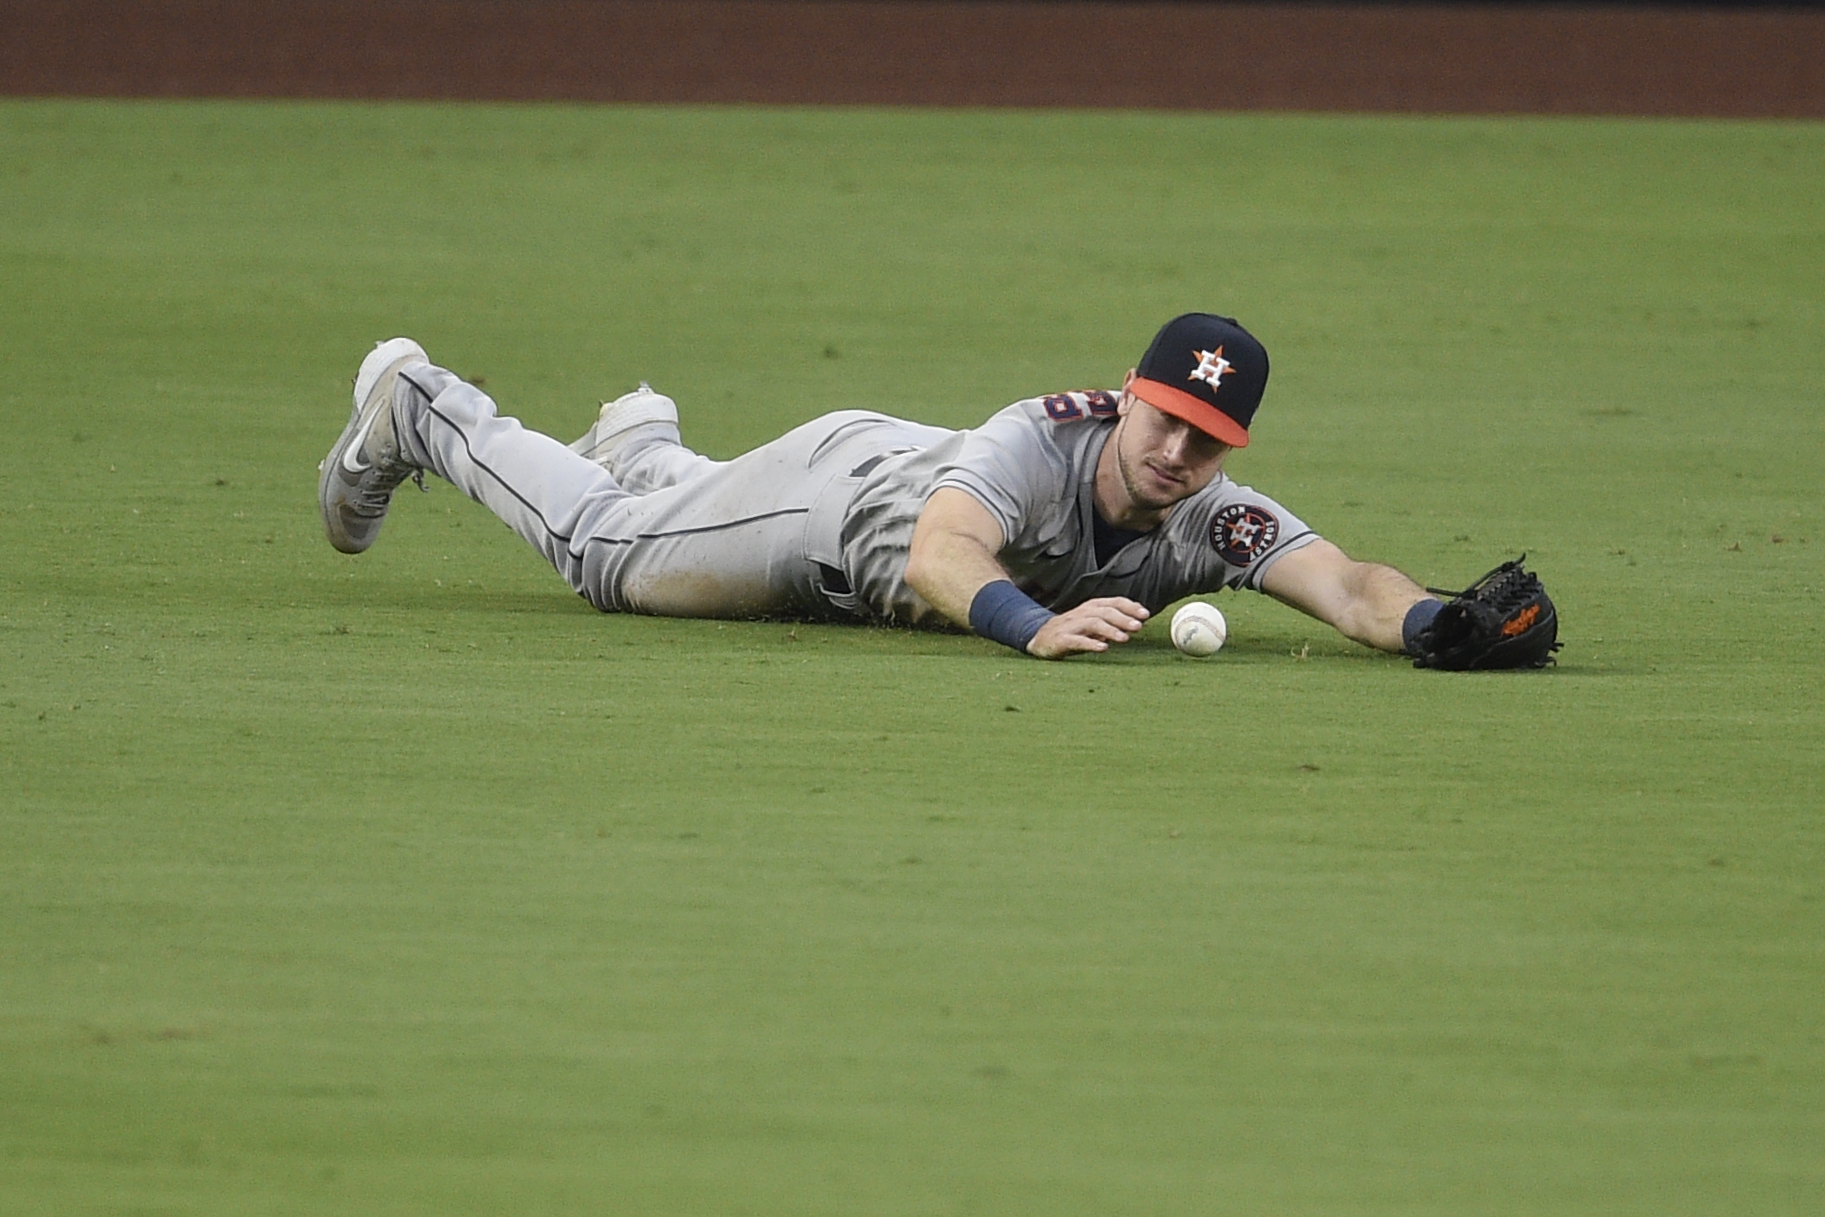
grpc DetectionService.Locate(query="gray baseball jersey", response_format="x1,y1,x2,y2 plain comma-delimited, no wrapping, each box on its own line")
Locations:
390,364,1318,628
839,390,1319,623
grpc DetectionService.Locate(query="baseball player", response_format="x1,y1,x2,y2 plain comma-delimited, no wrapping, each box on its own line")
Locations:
319,314,1479,661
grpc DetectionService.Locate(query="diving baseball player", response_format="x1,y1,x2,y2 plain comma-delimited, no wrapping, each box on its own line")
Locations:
319,314,1552,663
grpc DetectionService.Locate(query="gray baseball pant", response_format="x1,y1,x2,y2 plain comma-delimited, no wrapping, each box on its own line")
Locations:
391,362,909,620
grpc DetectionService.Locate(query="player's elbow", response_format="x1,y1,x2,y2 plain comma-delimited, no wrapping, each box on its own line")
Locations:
901,540,940,603
902,528,994,630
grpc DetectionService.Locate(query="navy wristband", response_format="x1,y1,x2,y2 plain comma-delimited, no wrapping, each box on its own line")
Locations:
968,580,1055,654
1402,597,1445,655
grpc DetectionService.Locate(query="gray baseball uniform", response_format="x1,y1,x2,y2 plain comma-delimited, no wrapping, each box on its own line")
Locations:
391,365,1319,627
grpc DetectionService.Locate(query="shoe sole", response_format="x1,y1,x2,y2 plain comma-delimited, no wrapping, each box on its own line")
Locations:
318,337,428,554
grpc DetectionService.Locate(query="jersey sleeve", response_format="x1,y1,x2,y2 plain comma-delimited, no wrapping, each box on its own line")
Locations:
1192,482,1322,592
926,400,1074,546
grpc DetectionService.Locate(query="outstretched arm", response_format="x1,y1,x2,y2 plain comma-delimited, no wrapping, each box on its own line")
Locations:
905,487,1149,659
1259,538,1434,653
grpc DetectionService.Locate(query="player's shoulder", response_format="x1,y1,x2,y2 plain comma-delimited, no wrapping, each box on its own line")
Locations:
1037,389,1122,424
1007,389,1122,427
983,390,1120,450
952,391,1116,493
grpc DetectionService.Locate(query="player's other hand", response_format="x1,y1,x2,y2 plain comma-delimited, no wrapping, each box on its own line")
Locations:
1027,597,1151,659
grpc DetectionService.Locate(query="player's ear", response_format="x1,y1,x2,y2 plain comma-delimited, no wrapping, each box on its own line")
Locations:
1118,369,1138,416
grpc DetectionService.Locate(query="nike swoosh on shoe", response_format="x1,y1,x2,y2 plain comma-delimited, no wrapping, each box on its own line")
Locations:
340,398,385,475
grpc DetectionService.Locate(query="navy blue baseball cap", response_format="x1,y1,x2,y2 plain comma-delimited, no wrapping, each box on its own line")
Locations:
1130,313,1270,448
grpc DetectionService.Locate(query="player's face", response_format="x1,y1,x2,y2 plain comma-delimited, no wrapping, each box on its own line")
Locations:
1112,394,1230,512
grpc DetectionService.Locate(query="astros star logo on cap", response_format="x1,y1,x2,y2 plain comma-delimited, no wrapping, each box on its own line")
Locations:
1189,347,1233,392
1131,314,1268,448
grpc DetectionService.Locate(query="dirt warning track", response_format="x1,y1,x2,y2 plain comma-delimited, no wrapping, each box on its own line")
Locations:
3,1,1822,117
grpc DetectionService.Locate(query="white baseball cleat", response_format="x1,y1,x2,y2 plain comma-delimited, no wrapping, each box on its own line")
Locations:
568,382,680,469
318,337,430,554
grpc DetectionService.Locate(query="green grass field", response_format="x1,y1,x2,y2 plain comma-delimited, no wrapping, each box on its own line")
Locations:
3,100,1822,1214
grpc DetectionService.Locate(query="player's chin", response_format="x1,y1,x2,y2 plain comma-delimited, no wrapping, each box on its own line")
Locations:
1136,487,1185,512
1139,470,1192,504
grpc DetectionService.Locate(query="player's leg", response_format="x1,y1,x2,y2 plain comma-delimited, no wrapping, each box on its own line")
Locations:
322,340,846,619
323,343,912,621
322,339,639,607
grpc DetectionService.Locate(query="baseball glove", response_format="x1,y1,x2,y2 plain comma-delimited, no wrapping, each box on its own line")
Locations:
1410,555,1560,671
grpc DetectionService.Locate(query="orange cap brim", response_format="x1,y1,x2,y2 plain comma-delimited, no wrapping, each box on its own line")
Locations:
1130,378,1250,448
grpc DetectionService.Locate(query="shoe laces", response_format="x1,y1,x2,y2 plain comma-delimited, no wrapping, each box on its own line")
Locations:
351,458,426,516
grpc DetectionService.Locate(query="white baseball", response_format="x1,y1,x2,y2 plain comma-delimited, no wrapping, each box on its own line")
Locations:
1170,602,1227,657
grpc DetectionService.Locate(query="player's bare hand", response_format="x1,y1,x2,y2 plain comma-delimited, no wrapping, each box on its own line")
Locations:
1027,597,1151,659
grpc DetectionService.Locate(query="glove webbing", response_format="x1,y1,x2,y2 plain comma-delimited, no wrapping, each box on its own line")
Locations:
1425,554,1535,605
